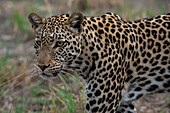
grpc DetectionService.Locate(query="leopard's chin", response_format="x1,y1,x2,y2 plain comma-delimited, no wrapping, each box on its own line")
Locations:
40,72,59,79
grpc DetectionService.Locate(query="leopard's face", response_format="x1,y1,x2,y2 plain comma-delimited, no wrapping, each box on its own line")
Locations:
28,12,84,78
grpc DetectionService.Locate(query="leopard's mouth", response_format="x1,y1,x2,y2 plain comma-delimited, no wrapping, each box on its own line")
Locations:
41,72,59,79
38,65,73,79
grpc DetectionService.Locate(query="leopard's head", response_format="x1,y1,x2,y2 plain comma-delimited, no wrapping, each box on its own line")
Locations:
28,12,84,78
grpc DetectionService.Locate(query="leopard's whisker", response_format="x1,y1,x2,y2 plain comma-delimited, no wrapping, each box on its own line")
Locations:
58,73,75,92
24,69,38,81
59,71,79,93
29,70,41,81
34,64,39,69
61,70,78,81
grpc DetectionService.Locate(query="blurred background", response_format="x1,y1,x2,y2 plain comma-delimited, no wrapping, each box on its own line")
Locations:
0,0,169,113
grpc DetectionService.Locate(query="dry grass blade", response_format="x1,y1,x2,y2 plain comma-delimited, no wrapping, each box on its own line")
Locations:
0,69,37,98
0,68,35,87
56,96,67,107
0,80,24,98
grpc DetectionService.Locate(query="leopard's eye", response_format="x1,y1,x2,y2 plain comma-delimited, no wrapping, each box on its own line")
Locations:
36,40,41,46
53,41,64,48
34,40,41,48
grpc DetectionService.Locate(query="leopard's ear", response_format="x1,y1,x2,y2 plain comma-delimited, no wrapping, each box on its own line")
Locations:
28,13,44,32
65,12,84,34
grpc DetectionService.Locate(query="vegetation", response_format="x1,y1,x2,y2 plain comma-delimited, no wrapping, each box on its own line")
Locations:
0,0,169,113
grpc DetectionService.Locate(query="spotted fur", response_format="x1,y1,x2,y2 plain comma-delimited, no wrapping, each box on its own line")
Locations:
28,12,170,113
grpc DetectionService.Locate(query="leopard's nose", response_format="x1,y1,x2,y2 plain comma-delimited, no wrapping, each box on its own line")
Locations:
38,64,50,71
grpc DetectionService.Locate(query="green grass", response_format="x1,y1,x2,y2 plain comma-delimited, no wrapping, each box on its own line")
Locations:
14,105,24,113
28,85,43,97
53,75,75,113
0,52,15,89
0,52,9,72
11,3,29,33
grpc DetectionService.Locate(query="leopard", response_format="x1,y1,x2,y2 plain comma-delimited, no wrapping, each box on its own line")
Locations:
28,12,170,113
